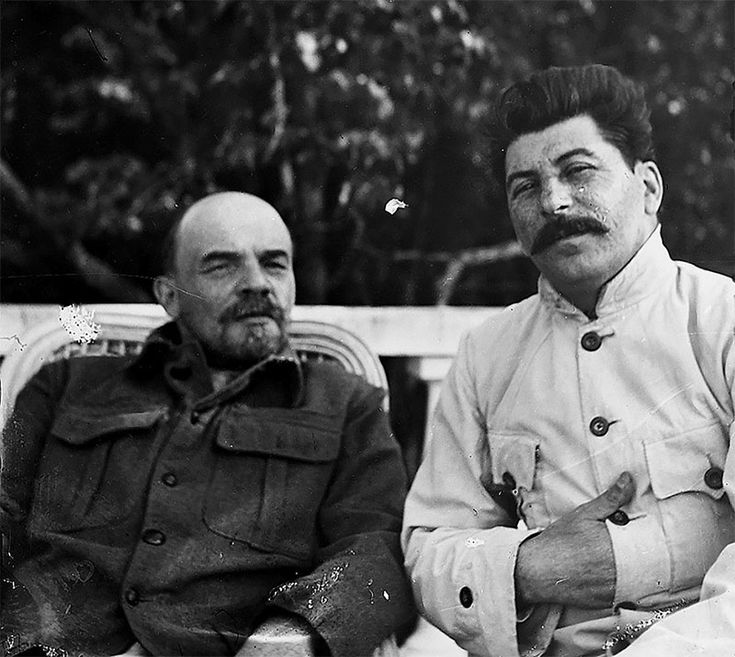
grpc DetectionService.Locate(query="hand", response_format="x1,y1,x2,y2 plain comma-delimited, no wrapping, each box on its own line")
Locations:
515,472,635,609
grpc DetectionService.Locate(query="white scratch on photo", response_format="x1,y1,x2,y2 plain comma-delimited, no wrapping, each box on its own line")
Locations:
58,305,100,344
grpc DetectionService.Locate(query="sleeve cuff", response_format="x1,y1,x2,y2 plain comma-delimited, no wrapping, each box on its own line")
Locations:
412,526,558,657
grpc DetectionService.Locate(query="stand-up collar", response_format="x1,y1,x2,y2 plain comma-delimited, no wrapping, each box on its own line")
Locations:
538,225,676,319
129,320,303,407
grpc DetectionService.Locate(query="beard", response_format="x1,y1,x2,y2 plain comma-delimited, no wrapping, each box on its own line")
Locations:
217,316,288,367
182,292,290,370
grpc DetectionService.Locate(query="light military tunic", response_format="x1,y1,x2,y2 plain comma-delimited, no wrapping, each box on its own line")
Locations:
403,227,735,657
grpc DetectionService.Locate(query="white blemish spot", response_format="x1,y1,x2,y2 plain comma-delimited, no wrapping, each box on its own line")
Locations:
383,590,390,600
58,305,100,344
385,198,408,214
464,537,485,548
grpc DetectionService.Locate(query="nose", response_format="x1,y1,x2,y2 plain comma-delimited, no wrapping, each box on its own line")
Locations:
539,177,572,218
235,259,270,295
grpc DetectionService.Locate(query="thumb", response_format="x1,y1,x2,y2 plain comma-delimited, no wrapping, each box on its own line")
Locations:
577,472,635,520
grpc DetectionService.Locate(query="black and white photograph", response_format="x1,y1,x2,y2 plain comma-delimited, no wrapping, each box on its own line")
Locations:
1,2,733,656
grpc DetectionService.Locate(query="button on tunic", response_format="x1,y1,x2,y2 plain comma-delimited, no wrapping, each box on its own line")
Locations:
403,228,735,657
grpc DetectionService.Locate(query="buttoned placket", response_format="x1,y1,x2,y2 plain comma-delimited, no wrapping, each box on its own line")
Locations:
120,396,219,616
574,316,640,513
119,340,303,619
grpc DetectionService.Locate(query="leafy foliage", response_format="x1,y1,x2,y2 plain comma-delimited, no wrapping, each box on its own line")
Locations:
2,0,732,305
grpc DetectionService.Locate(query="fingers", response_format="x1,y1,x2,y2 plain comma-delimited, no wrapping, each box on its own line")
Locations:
577,472,636,520
607,472,636,506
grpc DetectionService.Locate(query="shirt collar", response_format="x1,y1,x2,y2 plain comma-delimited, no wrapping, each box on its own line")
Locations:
538,225,676,319
129,320,304,407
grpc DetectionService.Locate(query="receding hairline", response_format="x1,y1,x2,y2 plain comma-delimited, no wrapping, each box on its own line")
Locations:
180,192,286,230
163,192,291,276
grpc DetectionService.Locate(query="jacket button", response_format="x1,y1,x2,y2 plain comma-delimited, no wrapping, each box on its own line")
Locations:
142,529,166,546
459,586,473,608
589,416,610,436
608,510,629,526
124,588,140,606
161,472,178,487
581,331,602,351
704,466,724,490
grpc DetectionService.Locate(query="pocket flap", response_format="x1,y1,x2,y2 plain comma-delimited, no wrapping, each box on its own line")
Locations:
52,406,166,444
643,422,728,500
489,432,539,490
216,409,340,462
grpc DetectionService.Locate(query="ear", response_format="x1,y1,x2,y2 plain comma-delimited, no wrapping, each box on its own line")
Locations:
153,275,181,319
636,160,663,216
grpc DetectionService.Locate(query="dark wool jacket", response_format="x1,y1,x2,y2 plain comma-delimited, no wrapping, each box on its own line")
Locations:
1,322,415,656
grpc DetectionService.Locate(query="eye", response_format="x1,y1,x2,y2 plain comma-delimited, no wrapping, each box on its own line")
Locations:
202,261,233,275
263,258,288,271
510,180,536,200
565,162,593,177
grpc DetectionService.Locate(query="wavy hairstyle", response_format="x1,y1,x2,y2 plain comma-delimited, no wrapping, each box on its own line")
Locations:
488,64,655,192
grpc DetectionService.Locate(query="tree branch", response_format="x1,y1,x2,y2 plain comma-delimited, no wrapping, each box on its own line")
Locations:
1,158,151,302
264,7,288,163
435,240,524,304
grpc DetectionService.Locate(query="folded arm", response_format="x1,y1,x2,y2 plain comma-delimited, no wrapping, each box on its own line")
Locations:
267,383,415,657
617,420,735,656
401,333,564,657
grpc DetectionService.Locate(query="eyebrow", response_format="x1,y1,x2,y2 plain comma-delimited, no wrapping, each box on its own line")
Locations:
200,251,240,266
259,249,291,262
505,147,598,190
199,248,291,265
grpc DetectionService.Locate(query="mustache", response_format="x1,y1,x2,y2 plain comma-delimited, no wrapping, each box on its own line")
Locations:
219,292,286,325
530,217,609,255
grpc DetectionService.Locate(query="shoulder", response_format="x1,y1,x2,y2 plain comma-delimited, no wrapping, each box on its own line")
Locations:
41,354,141,407
19,354,130,395
300,358,386,414
673,260,735,321
462,294,544,357
63,354,137,384
675,259,735,291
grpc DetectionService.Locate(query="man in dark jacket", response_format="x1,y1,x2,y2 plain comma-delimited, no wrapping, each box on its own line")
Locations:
1,192,414,656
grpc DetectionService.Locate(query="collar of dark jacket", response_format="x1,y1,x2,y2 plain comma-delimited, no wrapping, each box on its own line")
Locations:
128,321,304,408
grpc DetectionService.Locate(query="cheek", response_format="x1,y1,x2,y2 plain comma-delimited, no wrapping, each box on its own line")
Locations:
509,207,538,246
180,294,222,324
274,276,296,308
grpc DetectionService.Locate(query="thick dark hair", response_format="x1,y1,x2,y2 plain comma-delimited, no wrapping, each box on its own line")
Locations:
488,64,655,191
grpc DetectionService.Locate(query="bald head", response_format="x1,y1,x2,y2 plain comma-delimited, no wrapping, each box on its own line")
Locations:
164,192,292,276
154,191,296,368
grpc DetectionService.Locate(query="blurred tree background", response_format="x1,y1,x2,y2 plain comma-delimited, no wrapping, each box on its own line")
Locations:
2,0,733,307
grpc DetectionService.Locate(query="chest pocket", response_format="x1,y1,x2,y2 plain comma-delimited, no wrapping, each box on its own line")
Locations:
203,408,341,561
643,422,729,501
485,431,548,529
32,406,167,532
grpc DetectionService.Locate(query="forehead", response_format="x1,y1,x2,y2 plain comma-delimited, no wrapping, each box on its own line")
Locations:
176,197,292,268
505,114,620,178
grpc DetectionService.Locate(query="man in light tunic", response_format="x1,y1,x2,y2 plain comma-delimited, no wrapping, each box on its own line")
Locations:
402,64,735,657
